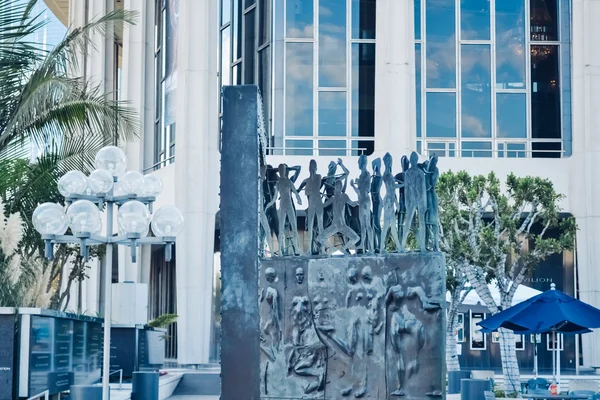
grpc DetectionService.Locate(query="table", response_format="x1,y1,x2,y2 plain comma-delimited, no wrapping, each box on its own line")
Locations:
525,395,592,399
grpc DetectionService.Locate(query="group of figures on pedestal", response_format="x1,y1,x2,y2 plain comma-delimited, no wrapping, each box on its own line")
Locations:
259,257,445,399
260,151,440,257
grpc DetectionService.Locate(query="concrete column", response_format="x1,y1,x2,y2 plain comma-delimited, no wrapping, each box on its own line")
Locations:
174,0,220,364
570,0,600,366
374,0,416,156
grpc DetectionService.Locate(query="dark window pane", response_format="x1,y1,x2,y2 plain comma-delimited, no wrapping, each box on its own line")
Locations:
244,10,256,83
352,43,375,138
221,0,231,26
245,0,255,8
530,0,558,41
221,27,231,86
286,43,313,136
461,0,490,40
497,93,527,138
319,92,346,137
461,45,491,138
532,142,561,158
233,0,242,60
352,0,376,39
319,140,346,156
415,0,421,40
232,63,241,85
286,140,313,155
352,140,374,156
258,0,271,45
531,45,560,139
496,0,526,89
286,0,314,38
319,0,346,87
415,43,422,138
426,0,456,88
426,93,456,138
461,141,492,157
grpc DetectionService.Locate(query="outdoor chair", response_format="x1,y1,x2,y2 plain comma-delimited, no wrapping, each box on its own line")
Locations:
526,388,552,399
484,391,496,400
527,378,550,392
570,390,596,400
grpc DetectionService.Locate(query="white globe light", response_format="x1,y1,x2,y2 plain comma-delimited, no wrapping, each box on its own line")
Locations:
120,171,145,196
58,171,88,197
32,203,68,235
88,169,114,195
151,206,184,237
117,200,151,236
66,200,102,235
113,181,126,197
94,146,127,177
142,174,163,197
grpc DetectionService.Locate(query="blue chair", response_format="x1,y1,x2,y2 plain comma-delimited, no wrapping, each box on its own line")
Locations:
570,390,596,400
527,378,550,392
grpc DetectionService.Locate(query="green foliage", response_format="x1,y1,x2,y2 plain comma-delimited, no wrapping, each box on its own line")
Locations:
494,390,520,398
147,314,179,328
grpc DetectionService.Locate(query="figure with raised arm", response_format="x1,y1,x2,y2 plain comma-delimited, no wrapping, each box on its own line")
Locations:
381,153,403,252
323,159,350,227
350,155,375,253
317,180,359,254
401,152,428,251
298,160,324,255
266,164,303,256
425,154,440,251
371,158,383,252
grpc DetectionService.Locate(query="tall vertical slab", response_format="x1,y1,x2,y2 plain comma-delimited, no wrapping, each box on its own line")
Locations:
220,85,261,399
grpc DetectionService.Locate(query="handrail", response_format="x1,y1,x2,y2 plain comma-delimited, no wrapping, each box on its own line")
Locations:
27,390,49,400
109,369,124,391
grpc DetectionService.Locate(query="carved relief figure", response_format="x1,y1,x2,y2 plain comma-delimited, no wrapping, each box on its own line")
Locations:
381,153,403,252
260,165,275,255
401,152,428,251
350,155,375,253
260,267,281,362
317,180,360,254
266,164,303,256
371,158,383,252
361,266,385,356
295,267,305,285
425,154,440,252
298,160,325,255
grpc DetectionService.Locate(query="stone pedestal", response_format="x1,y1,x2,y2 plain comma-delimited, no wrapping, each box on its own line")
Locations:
259,253,446,400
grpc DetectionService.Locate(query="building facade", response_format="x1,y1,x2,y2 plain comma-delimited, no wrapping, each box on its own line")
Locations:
45,0,600,369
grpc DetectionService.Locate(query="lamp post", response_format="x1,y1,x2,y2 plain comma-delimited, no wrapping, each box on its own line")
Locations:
32,146,183,400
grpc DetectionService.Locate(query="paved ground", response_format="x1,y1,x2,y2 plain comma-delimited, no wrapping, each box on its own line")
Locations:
167,396,220,400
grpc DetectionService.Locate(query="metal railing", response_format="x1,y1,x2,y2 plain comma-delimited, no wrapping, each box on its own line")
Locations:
27,391,49,400
109,369,124,391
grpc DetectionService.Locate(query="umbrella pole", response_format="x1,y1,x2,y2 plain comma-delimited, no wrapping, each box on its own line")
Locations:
534,339,538,377
553,330,557,383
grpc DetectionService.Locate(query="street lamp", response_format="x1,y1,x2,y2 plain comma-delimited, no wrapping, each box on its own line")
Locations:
32,145,183,400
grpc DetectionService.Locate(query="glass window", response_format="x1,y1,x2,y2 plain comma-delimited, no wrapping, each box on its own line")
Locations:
530,0,558,41
507,143,526,158
352,43,375,138
497,93,527,138
461,44,491,138
470,312,487,350
352,0,376,39
319,92,346,137
245,0,256,8
258,0,271,45
221,0,231,25
495,0,526,89
319,140,346,156
426,93,456,138
244,9,256,83
233,0,242,61
426,0,456,88
285,140,313,155
232,64,241,85
286,0,314,38
416,44,422,138
221,26,231,86
460,0,490,40
352,140,374,156
286,43,314,137
531,45,560,139
258,47,271,133
427,142,448,157
415,0,421,40
462,141,492,157
319,0,347,87
533,142,561,158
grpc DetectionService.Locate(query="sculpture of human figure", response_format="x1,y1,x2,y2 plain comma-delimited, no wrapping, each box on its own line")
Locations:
266,164,303,256
425,154,440,252
260,267,281,361
317,180,360,254
401,152,427,251
259,165,275,255
323,159,349,227
381,153,403,252
371,158,383,252
361,266,385,356
295,267,305,285
350,155,375,253
298,160,325,255
264,165,280,238
395,156,410,243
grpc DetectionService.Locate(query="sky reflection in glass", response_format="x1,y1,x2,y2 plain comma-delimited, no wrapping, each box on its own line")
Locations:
461,0,490,40
497,93,527,138
286,0,314,38
319,92,347,137
426,92,456,138
286,43,313,136
461,45,491,138
426,0,456,88
496,0,526,89
319,0,347,87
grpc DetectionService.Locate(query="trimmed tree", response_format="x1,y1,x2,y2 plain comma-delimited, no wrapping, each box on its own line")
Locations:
436,171,576,393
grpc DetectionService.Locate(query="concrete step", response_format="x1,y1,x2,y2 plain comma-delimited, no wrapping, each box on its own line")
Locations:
170,371,221,396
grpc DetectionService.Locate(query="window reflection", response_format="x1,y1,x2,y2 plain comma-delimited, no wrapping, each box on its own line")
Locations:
531,45,560,139
221,27,231,86
352,140,374,156
415,44,422,138
258,0,271,45
286,0,314,38
495,0,526,89
426,92,456,138
461,141,492,157
352,0,376,39
319,0,347,87
233,0,242,60
426,0,456,88
319,140,346,156
461,45,491,138
530,0,558,41
244,10,256,83
286,43,314,136
285,140,313,155
460,0,490,40
415,0,421,40
352,43,375,138
497,93,527,138
319,92,346,137
221,0,231,26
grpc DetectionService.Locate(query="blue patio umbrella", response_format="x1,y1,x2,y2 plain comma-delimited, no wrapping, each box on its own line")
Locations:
477,284,600,384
